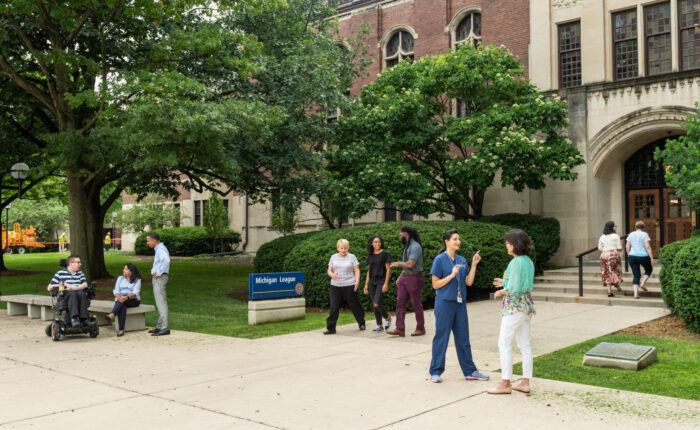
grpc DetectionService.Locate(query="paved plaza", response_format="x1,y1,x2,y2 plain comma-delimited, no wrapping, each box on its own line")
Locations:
1,301,698,429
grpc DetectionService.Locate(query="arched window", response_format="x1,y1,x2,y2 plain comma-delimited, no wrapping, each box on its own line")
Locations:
455,12,481,47
384,30,415,68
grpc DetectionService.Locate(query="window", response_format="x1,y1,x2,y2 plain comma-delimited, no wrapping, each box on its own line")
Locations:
174,203,181,227
455,12,482,47
558,21,581,88
668,193,692,218
645,2,672,75
384,204,397,222
384,30,414,68
679,0,700,71
194,200,201,226
400,211,414,221
223,199,229,218
613,9,638,80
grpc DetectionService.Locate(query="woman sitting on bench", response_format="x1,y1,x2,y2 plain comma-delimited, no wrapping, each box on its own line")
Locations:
106,263,142,337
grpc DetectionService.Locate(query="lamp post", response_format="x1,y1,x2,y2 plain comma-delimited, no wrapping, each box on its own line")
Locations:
4,203,10,255
10,163,29,199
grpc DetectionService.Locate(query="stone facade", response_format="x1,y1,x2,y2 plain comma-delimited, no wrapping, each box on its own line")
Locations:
489,0,699,264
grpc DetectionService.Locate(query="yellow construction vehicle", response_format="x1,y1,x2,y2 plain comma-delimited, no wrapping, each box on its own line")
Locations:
1,222,45,254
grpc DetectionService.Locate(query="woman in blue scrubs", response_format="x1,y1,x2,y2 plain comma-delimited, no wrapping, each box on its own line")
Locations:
429,229,490,383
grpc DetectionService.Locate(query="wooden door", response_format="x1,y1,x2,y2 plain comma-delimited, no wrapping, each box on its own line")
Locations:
664,189,693,244
629,189,660,255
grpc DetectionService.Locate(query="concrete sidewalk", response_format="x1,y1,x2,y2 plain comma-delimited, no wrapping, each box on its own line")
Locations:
1,301,698,429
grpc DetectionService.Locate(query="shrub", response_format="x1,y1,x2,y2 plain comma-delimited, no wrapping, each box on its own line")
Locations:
669,239,700,333
658,239,693,312
134,227,241,257
480,213,560,273
282,221,522,311
254,231,321,274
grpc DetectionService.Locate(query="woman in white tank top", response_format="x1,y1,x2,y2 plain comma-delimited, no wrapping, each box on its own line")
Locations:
598,221,622,297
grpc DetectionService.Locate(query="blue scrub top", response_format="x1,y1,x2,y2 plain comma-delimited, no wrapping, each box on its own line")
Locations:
430,252,469,302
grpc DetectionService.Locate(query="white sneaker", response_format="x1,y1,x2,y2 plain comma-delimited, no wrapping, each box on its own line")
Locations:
372,326,383,332
384,317,391,330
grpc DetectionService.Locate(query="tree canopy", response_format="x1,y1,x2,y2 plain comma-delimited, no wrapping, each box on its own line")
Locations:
656,106,700,210
0,0,364,278
330,44,585,219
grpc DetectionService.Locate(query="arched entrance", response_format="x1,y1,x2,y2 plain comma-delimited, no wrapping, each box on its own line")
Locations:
624,137,695,255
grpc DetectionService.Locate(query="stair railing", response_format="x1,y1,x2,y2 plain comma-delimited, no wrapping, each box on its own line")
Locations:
575,235,628,297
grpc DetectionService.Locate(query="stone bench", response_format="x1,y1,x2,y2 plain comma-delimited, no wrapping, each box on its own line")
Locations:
1,294,155,332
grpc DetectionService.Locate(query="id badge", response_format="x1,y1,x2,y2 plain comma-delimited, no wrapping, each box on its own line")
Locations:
457,290,463,303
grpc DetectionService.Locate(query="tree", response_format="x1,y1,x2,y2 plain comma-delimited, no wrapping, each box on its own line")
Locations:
7,198,68,238
331,44,585,219
0,86,55,270
202,194,230,254
0,1,273,278
220,1,370,228
655,106,700,210
271,204,301,237
115,196,181,233
0,0,365,279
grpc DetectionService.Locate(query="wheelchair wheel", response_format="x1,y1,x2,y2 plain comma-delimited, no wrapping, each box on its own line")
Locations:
51,322,61,342
89,325,99,338
45,323,52,337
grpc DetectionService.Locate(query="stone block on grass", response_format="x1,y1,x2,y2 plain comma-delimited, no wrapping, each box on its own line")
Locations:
583,342,657,371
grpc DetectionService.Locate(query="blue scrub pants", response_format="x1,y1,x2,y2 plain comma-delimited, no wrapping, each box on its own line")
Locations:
429,299,478,377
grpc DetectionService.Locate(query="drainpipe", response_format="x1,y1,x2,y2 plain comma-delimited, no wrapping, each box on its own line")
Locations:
241,195,249,252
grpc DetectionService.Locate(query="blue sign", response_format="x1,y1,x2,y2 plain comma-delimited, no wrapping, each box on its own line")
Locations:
249,272,305,300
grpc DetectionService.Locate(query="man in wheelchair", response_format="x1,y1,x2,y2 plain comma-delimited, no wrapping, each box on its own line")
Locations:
46,255,91,328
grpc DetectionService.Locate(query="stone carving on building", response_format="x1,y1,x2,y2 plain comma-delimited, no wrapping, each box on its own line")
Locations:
553,0,581,9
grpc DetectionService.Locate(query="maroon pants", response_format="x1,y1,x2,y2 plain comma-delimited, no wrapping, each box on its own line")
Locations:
395,273,425,331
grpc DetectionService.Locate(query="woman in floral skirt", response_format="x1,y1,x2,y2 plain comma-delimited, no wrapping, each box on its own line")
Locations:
598,221,623,297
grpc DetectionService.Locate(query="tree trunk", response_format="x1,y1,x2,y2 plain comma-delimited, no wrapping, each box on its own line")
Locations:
471,187,485,219
0,249,6,272
67,174,110,280
454,201,471,221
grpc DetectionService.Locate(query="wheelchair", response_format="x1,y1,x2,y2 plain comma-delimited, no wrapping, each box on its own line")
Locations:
44,260,100,341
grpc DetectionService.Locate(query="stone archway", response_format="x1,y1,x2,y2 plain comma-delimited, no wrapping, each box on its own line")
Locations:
588,106,695,178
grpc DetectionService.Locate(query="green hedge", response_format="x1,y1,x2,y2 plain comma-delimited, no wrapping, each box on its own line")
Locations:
658,237,700,333
254,231,321,274
658,239,691,312
282,221,525,311
134,227,241,257
480,213,560,273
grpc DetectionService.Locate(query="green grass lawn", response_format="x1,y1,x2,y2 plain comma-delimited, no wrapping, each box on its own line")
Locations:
0,253,355,339
513,334,700,400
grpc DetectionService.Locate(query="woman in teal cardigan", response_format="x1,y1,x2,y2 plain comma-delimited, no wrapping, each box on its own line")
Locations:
488,229,535,395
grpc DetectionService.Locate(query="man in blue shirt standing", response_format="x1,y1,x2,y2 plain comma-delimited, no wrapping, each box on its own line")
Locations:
147,232,170,336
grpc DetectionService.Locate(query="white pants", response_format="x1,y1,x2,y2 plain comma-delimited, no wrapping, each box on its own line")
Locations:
498,312,533,380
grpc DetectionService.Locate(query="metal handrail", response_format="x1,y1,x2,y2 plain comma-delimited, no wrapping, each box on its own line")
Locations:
575,234,629,297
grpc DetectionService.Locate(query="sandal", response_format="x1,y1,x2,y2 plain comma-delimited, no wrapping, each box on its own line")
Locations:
487,386,512,395
512,383,530,393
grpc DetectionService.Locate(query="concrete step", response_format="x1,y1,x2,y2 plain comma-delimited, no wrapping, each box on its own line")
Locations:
534,283,662,298
535,276,660,287
529,292,667,308
544,268,660,279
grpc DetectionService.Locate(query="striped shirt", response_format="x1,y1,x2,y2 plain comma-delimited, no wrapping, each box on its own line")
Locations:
49,269,86,287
